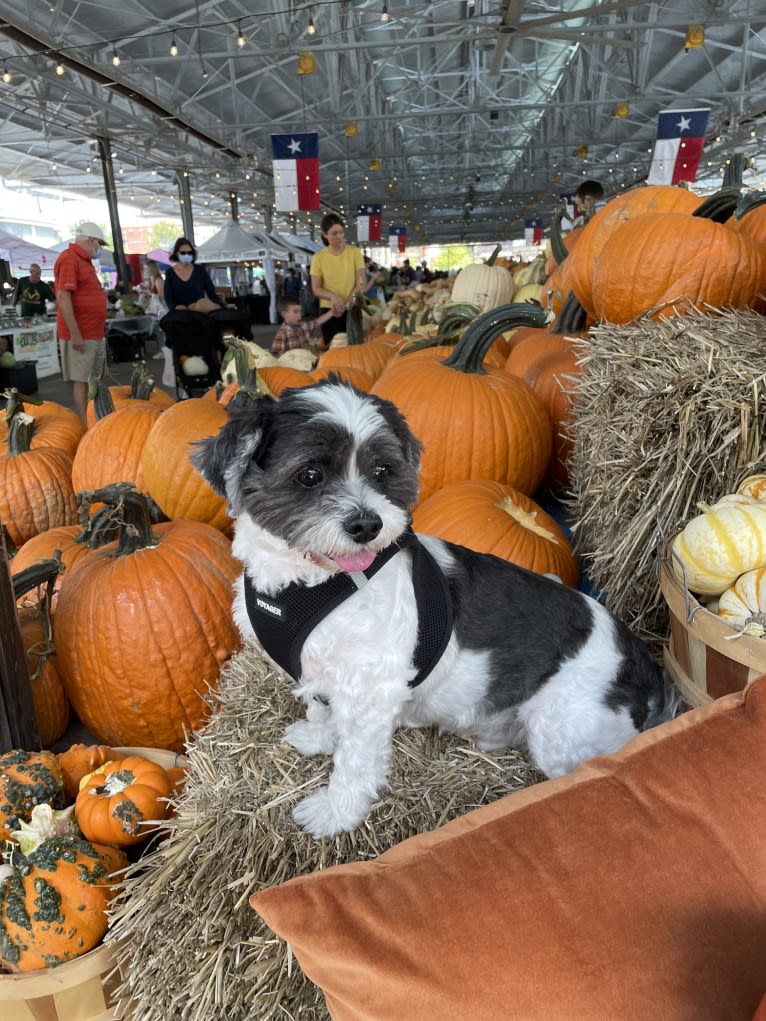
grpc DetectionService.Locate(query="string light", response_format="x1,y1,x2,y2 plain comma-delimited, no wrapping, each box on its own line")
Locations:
112,49,120,67
307,10,316,35
55,62,65,75
381,1,389,21
170,37,178,57
1,65,10,84
236,22,245,48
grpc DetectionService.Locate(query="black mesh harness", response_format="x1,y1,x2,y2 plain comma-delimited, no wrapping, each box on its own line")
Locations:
243,530,453,687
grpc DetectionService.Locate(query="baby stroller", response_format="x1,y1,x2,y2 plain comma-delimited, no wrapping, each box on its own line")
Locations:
159,311,223,400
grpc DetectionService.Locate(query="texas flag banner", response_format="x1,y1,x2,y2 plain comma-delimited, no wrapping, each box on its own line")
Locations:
524,218,544,245
357,203,382,244
647,108,710,186
270,133,320,211
389,225,407,252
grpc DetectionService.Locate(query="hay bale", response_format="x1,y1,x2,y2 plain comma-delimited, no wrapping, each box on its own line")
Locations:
566,307,766,648
108,642,543,1021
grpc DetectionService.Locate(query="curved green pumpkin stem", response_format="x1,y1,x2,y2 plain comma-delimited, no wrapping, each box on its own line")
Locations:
346,292,366,345
485,244,501,266
3,389,42,426
692,188,740,222
128,362,160,401
12,556,61,674
550,208,570,265
6,411,36,455
441,302,549,375
76,482,158,556
553,291,588,334
733,189,766,223
399,302,480,356
87,377,116,420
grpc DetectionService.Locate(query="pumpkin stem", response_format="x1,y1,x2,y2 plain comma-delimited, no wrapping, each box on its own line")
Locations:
6,411,36,455
346,292,366,345
76,482,160,556
442,303,549,375
2,388,42,426
553,292,588,335
485,244,501,267
549,208,570,265
12,555,61,677
88,376,117,420
129,363,160,401
733,189,766,223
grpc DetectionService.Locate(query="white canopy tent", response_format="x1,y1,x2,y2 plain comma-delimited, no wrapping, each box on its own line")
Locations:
0,231,59,274
195,220,269,264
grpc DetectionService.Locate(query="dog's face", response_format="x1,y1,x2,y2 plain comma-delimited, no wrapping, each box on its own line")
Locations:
192,379,422,571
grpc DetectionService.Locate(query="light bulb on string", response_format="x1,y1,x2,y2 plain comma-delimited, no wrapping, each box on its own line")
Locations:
307,10,316,35
55,62,65,75
112,49,120,67
2,65,10,84
170,37,178,57
381,1,389,22
236,22,245,48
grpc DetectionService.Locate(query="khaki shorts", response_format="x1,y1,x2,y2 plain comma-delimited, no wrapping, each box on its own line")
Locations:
59,339,106,383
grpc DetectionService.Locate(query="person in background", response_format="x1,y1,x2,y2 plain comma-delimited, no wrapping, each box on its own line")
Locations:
12,263,55,317
573,180,606,225
282,267,302,301
53,222,109,422
145,260,166,311
162,237,223,312
310,213,366,347
271,296,335,357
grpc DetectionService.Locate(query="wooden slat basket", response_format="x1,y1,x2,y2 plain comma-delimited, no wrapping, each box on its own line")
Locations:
0,746,186,1021
659,541,766,706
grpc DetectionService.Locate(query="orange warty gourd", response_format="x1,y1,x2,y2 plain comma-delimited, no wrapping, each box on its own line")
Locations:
0,749,65,842
0,411,78,548
0,836,127,971
590,212,766,323
75,755,173,846
53,484,242,751
566,185,702,318
141,398,232,532
371,304,553,502
412,479,579,588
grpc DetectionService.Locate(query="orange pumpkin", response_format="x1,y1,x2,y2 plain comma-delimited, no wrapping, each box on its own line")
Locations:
75,755,173,846
0,410,78,548
316,339,395,382
566,185,702,318
72,402,163,497
412,480,579,587
0,395,85,458
53,484,242,751
141,398,232,532
11,524,95,613
372,304,553,501
591,213,766,323
58,743,119,801
85,365,174,427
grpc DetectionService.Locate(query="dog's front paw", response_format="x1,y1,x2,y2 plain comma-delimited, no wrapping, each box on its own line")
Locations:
293,788,365,838
284,720,336,756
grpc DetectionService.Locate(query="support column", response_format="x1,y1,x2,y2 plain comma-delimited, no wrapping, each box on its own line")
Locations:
175,171,195,243
230,191,239,222
96,136,129,294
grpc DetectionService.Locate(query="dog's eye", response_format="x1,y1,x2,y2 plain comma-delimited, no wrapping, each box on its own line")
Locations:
373,464,390,481
297,465,323,487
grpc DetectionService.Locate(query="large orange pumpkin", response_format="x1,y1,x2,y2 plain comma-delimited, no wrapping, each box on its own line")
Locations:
141,398,232,532
72,402,163,497
566,185,702,317
53,484,242,751
11,524,95,613
412,480,579,587
0,395,85,458
0,411,78,548
591,212,766,323
316,339,394,382
371,304,553,501
729,192,766,247
85,364,174,427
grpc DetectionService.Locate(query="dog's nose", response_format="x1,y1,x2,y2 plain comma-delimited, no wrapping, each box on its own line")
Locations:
344,511,383,544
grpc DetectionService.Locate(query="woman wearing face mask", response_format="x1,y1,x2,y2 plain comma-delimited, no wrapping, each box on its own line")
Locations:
310,214,367,347
163,238,224,312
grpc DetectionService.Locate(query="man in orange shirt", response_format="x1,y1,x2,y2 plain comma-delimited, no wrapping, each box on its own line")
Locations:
54,221,109,421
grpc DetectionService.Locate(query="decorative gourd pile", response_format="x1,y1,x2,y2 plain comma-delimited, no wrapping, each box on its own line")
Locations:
0,745,184,973
670,474,766,633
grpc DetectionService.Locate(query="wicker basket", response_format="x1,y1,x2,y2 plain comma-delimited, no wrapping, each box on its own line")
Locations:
659,542,766,706
0,746,186,1020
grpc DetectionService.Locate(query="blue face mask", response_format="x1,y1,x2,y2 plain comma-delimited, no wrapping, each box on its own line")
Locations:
178,253,194,265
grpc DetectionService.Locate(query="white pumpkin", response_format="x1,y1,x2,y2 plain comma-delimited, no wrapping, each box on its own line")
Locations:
671,503,766,596
451,255,515,313
717,567,766,626
737,473,766,502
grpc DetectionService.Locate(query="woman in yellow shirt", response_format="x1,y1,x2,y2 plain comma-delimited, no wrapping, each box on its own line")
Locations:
310,213,367,347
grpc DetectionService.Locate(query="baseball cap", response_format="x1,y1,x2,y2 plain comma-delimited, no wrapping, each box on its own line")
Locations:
76,222,110,247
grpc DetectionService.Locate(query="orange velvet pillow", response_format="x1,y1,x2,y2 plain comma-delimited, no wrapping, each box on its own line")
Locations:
251,677,766,1021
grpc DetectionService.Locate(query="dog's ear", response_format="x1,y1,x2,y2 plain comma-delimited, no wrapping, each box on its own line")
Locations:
190,396,276,503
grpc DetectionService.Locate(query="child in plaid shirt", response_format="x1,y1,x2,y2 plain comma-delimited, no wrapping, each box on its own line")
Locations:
272,297,335,356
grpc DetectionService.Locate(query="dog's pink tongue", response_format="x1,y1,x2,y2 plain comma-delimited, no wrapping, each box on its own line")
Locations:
332,549,376,573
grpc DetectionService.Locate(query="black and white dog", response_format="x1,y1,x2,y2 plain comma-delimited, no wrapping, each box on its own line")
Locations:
193,379,677,838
